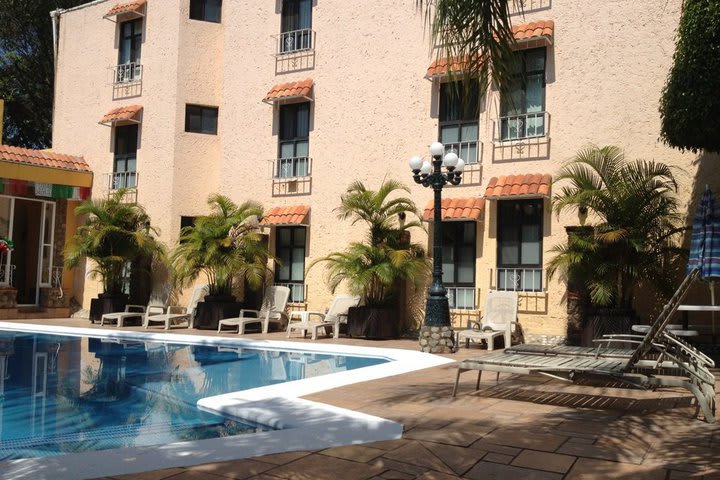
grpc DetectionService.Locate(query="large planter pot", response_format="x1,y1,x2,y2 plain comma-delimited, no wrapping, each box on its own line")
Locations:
194,300,242,330
346,306,399,339
89,294,129,324
582,307,637,347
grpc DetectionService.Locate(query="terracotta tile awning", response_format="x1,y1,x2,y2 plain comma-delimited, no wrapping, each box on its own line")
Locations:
104,0,147,20
99,105,143,126
263,79,314,104
0,144,90,173
422,197,485,222
484,173,552,199
425,56,471,80
513,20,554,46
261,205,310,226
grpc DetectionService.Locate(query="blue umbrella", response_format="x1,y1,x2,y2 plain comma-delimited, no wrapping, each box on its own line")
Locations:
688,187,720,332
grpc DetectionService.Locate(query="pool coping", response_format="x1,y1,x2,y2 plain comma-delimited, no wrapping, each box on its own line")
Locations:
0,322,454,480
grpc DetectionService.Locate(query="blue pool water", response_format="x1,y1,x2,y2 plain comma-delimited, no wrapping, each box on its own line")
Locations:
0,331,388,460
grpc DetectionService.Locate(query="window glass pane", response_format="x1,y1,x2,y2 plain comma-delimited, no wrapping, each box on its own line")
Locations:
440,125,459,144
202,108,218,134
501,79,523,116
298,0,312,29
442,244,454,284
463,222,475,243
296,104,310,137
461,123,478,141
290,247,305,280
205,0,222,22
125,157,136,172
526,49,545,71
43,203,53,244
294,227,306,246
464,143,478,164
525,74,544,113
295,140,309,157
457,246,474,283
0,197,10,239
278,228,291,246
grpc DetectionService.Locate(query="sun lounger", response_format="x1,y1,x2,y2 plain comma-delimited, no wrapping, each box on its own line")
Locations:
286,295,360,340
217,286,290,334
100,284,171,327
145,284,208,330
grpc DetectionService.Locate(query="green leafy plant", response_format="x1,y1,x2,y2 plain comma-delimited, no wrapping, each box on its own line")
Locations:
310,180,430,307
64,188,164,296
547,146,686,307
170,194,268,298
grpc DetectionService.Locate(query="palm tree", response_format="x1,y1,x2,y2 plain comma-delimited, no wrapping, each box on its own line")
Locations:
310,180,430,307
547,146,686,308
416,0,523,95
65,189,164,296
170,194,267,298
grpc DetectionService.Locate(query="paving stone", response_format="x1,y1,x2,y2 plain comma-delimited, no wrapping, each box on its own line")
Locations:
464,461,564,480
265,453,383,480
558,440,645,465
566,436,595,445
111,468,186,480
511,450,576,474
382,441,454,475
564,457,667,480
403,423,493,447
153,471,226,479
415,472,463,480
481,429,568,452
483,453,514,464
379,470,414,479
420,443,485,475
186,459,275,479
372,458,429,476
469,439,522,456
320,445,385,463
255,451,311,465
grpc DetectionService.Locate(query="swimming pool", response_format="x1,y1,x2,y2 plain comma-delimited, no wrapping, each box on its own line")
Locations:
0,322,454,480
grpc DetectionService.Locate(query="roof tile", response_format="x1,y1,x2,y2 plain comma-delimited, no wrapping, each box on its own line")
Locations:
263,79,314,103
512,19,554,43
422,197,485,221
261,205,310,226
0,144,90,173
99,105,143,125
425,56,471,79
484,173,552,199
105,0,146,18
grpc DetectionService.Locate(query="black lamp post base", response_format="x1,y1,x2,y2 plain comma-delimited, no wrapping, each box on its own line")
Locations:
419,324,455,353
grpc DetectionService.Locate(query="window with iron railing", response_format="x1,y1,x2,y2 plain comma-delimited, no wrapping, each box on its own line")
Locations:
275,226,306,303
117,18,142,83
497,199,543,292
113,124,138,189
280,0,312,53
442,221,477,309
439,80,480,165
278,102,310,178
500,48,546,141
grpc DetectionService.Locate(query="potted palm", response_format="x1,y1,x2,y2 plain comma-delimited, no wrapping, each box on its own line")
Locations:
170,194,269,329
548,146,686,345
310,180,430,339
65,188,164,322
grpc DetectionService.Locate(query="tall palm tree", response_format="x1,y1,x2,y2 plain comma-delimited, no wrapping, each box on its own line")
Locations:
310,180,430,307
65,189,164,295
416,0,522,94
547,146,686,308
170,194,267,297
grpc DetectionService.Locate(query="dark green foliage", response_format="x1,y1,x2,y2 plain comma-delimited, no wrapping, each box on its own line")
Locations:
0,0,85,147
660,0,720,153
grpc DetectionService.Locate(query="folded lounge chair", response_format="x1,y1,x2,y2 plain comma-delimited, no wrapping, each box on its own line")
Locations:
456,291,520,350
452,270,717,423
217,286,290,334
100,284,172,327
145,284,208,330
286,294,361,340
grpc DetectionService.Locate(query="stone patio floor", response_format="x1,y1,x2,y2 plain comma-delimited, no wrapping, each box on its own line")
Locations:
5,318,720,480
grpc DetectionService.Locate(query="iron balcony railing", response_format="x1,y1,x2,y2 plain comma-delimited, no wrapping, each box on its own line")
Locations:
109,62,143,85
274,282,306,303
443,140,480,165
274,29,315,55
495,111,550,142
106,171,138,190
0,263,15,286
446,286,477,310
510,0,550,14
275,157,311,179
493,267,544,292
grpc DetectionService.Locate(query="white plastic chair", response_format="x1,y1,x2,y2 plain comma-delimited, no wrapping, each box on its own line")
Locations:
144,284,208,330
100,284,171,327
217,286,290,334
457,291,519,350
286,295,361,340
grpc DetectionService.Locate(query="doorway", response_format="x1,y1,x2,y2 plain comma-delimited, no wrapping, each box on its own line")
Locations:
12,199,42,305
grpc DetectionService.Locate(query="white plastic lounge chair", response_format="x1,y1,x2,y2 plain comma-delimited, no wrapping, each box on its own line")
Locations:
145,284,208,330
453,270,717,423
286,295,361,340
456,291,519,350
100,284,171,327
217,286,290,334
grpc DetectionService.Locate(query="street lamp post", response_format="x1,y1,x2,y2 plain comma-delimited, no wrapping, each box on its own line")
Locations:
410,142,464,353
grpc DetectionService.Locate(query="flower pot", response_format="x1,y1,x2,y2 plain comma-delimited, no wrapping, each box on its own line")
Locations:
194,300,243,330
582,307,637,347
89,294,129,324
346,306,399,339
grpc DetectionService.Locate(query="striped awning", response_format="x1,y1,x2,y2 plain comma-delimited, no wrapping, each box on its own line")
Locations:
261,205,310,226
422,197,485,222
484,173,551,199
99,105,143,126
103,0,146,20
263,79,314,104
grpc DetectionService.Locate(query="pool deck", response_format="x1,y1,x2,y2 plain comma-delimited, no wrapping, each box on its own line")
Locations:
4,317,720,480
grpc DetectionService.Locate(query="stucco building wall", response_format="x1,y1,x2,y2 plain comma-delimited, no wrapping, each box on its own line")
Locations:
52,0,710,339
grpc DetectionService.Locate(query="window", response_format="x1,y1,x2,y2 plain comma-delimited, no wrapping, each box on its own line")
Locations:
439,80,480,164
117,18,142,82
280,0,312,52
278,102,310,178
113,124,138,189
497,199,543,291
190,0,222,23
500,47,546,140
179,216,197,243
442,221,477,309
185,105,218,134
275,226,306,302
